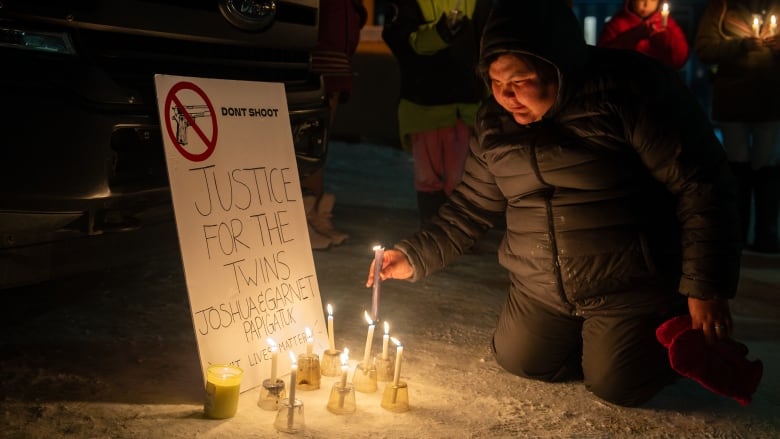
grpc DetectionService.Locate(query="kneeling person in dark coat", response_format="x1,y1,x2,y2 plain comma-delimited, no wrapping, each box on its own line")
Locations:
366,0,741,407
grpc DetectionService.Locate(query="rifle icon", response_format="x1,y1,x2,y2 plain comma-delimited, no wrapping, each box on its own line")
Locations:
171,104,211,145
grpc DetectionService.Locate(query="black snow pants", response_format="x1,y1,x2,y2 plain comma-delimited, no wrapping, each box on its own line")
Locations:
491,284,681,407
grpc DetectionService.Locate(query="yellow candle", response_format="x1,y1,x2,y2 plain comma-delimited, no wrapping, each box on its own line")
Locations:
661,3,669,28
382,321,390,360
327,304,336,352
305,327,313,356
391,337,403,386
204,364,243,419
362,312,375,369
267,337,278,382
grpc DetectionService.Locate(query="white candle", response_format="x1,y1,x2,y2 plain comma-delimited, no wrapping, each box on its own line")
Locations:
339,348,350,388
382,321,390,360
305,327,313,356
288,351,297,428
362,311,375,369
753,16,761,36
771,15,777,36
339,348,350,408
391,337,403,386
267,337,278,382
661,3,669,28
371,245,384,321
327,304,336,352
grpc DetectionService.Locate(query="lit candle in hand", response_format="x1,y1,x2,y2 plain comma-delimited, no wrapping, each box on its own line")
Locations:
362,311,375,369
661,3,669,28
382,321,390,360
753,16,761,37
305,327,313,356
267,337,278,382
327,304,336,353
371,245,384,321
391,337,403,387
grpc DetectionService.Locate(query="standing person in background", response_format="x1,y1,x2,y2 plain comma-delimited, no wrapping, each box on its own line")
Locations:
598,0,690,70
382,0,492,224
302,0,368,250
695,0,780,254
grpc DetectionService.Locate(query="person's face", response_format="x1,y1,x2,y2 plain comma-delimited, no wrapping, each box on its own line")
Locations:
489,54,558,126
631,0,659,18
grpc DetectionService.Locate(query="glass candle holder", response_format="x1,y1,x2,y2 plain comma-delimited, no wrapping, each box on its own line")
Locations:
351,362,377,393
320,349,342,377
295,353,321,391
204,364,243,419
326,382,356,415
257,378,286,411
380,381,409,413
274,398,305,434
374,354,394,382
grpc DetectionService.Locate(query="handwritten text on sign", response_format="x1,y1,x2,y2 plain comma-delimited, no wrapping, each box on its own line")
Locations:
155,75,326,392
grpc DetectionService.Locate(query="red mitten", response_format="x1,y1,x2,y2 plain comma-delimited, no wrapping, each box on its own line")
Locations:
657,316,763,406
656,315,691,348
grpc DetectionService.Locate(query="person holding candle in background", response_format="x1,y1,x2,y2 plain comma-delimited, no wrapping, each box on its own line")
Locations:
367,0,752,408
695,0,780,254
597,0,689,70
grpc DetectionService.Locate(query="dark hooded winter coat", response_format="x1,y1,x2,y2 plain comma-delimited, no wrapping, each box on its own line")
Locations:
395,1,741,316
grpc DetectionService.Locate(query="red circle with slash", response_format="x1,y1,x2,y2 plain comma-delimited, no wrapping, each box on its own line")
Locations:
164,81,218,162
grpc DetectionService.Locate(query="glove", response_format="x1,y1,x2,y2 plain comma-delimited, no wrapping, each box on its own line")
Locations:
656,315,763,406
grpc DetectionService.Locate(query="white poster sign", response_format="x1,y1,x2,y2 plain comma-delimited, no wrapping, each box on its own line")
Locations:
154,75,326,392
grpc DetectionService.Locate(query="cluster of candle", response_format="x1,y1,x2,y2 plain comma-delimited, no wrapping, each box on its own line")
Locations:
210,245,408,430
752,14,778,37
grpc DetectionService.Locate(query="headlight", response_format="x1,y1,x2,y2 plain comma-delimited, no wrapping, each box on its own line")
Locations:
0,26,76,54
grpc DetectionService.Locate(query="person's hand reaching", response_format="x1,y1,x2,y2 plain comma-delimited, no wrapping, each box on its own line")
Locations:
366,249,414,287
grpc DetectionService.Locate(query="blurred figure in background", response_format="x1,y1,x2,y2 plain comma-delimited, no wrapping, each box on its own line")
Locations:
302,0,368,250
382,0,492,224
695,0,780,254
598,0,689,70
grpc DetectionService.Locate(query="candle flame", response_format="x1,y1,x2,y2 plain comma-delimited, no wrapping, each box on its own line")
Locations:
305,327,312,339
662,2,668,13
289,350,297,366
364,310,374,325
327,303,333,316
754,17,760,26
391,337,402,347
340,347,349,365
266,337,278,351
384,321,390,334
373,244,384,252
772,15,777,25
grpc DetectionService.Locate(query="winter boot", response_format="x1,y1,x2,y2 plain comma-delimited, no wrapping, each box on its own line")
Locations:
751,165,780,254
303,195,332,250
417,191,447,225
729,161,754,246
308,192,349,245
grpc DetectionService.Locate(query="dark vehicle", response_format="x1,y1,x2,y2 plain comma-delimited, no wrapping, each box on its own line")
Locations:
0,1,329,285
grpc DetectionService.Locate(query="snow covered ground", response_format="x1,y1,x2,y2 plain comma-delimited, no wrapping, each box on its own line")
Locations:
1,141,777,438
